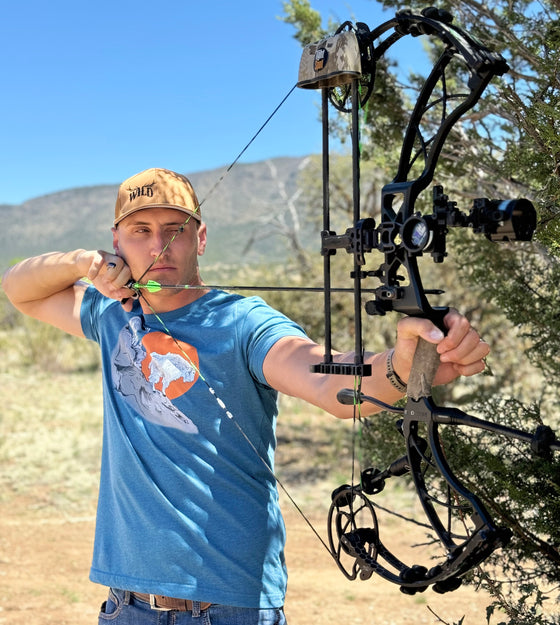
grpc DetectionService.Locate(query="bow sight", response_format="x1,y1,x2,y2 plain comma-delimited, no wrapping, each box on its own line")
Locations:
405,187,537,252
319,185,537,325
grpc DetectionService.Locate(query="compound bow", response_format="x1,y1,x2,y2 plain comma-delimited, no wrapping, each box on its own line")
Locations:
297,7,559,594
122,5,559,597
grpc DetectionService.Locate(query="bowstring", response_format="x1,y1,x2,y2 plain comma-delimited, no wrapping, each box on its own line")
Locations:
350,83,368,502
136,289,335,558
351,375,364,491
128,81,338,560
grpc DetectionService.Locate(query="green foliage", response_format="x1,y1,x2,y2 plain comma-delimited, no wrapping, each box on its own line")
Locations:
454,237,560,380
280,0,325,45
445,397,560,579
484,581,560,625
359,395,560,621
282,0,560,621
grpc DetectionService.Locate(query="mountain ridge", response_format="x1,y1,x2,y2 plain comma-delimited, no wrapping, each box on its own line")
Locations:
0,156,314,271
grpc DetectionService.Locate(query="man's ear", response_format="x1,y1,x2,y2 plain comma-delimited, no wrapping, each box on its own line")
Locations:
197,222,208,256
112,227,120,255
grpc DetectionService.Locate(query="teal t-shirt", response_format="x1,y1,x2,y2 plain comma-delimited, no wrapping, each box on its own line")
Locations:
80,287,308,608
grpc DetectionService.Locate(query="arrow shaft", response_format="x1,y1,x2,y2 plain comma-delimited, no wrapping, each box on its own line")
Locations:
132,281,377,294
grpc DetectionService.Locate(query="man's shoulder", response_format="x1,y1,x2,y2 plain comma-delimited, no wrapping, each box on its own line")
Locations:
197,290,273,314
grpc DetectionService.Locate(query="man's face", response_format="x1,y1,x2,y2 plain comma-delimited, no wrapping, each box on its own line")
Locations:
112,207,207,289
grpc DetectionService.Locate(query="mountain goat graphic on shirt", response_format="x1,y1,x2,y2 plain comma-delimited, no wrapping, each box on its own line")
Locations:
147,351,196,394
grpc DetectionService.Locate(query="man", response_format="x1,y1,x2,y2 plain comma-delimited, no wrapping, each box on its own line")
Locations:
2,167,489,624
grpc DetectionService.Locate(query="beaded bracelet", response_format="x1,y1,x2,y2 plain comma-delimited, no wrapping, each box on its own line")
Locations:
386,348,407,393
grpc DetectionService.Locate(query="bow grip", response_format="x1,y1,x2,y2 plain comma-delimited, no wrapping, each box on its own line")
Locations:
407,307,448,400
407,339,440,400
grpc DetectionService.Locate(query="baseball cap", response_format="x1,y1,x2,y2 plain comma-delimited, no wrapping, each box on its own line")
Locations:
114,168,201,226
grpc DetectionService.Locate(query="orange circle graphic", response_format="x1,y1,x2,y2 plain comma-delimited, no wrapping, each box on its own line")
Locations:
140,332,199,399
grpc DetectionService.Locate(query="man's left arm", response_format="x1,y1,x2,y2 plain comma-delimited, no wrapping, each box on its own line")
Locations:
262,309,489,419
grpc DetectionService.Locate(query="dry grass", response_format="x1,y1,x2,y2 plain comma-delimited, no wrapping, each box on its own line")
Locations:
0,367,102,512
0,307,552,624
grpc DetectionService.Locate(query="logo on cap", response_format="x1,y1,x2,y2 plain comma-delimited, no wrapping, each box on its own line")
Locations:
128,182,155,202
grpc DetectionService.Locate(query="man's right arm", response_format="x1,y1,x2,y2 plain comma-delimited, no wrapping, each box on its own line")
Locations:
1,249,130,337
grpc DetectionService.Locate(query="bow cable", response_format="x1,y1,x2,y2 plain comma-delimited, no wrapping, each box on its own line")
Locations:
135,288,336,558
132,83,298,288
124,81,346,561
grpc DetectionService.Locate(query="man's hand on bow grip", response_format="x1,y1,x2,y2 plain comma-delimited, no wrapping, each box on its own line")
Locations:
392,309,490,387
82,250,134,311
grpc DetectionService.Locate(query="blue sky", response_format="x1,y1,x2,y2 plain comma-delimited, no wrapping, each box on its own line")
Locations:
0,0,407,205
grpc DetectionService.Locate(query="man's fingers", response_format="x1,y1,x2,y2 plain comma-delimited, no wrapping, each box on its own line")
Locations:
395,309,491,386
452,357,488,377
397,316,445,343
103,257,132,290
439,326,490,365
120,297,134,313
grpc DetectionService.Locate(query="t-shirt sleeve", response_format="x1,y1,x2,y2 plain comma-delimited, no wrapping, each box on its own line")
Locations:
80,286,103,342
239,298,309,386
80,285,120,343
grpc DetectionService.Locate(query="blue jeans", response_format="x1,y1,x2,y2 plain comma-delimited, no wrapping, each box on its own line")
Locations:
98,588,287,625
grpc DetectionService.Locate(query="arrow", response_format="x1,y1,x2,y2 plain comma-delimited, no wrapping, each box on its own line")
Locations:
128,279,377,294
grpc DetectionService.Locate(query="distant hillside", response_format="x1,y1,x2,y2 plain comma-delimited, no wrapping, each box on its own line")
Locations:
0,156,315,272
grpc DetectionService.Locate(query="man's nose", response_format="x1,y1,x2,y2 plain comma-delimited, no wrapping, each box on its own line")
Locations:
149,230,169,257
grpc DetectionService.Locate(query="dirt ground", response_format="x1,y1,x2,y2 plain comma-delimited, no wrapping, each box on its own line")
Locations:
0,494,492,625
0,382,495,624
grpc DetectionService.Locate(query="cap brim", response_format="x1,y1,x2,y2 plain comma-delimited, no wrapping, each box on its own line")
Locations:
114,204,201,226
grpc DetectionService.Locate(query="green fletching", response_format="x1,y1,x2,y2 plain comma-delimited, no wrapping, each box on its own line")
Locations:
132,280,163,293
133,280,195,292
144,280,163,293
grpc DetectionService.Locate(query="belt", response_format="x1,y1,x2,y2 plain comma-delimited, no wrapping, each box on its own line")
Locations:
131,592,212,612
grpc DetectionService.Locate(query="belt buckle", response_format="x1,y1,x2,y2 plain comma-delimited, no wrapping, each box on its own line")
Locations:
149,594,172,612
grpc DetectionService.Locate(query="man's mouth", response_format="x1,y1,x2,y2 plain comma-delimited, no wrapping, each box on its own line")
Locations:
148,265,175,273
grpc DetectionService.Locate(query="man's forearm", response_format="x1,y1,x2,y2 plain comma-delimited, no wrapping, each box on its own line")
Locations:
1,249,89,306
